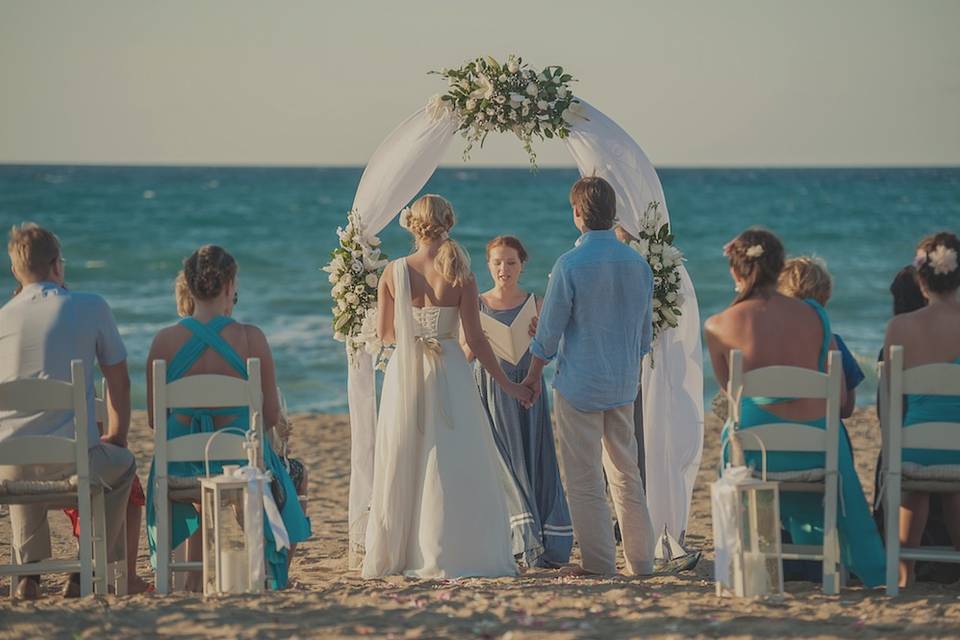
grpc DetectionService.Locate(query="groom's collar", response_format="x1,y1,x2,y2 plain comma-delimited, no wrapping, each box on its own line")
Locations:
574,229,616,247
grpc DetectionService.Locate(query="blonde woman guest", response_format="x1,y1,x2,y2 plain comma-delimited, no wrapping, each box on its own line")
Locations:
363,195,529,579
463,236,573,567
145,246,311,590
778,256,865,418
706,228,884,586
883,231,960,588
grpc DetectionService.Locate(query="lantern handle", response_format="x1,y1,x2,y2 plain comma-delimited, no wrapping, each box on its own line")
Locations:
204,427,254,478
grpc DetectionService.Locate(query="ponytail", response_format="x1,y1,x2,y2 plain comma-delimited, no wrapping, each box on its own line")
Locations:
435,238,471,287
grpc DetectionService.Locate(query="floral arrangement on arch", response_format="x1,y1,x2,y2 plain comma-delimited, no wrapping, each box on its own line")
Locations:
626,201,685,346
322,210,391,367
427,54,586,166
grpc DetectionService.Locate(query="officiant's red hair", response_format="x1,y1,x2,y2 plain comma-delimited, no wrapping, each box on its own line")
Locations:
407,194,472,288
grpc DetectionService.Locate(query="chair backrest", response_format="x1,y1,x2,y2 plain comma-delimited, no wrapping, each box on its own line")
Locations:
886,346,960,459
0,360,89,477
727,349,843,457
151,358,264,476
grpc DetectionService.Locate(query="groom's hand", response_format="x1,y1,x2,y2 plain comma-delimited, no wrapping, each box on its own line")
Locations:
528,315,539,337
521,374,542,407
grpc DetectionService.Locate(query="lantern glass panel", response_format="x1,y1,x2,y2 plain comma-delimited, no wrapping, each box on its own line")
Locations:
218,485,249,593
737,485,782,597
202,485,218,594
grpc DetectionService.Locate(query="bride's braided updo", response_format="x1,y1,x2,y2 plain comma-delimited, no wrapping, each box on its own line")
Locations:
405,194,471,287
183,245,238,301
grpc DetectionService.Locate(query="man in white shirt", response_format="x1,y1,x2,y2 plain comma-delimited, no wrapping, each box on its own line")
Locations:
0,223,135,599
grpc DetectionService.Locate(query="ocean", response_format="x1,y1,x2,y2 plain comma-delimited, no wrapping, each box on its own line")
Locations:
1,165,958,412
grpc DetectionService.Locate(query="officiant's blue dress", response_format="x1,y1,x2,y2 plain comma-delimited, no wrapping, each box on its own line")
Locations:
720,300,885,587
475,295,573,567
145,316,312,589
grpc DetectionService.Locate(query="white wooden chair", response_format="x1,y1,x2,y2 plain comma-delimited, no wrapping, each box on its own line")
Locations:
727,349,844,594
151,358,263,595
0,361,109,597
882,345,960,596
93,384,128,596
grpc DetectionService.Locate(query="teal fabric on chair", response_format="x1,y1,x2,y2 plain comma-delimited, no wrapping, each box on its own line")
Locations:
146,316,311,589
721,300,886,587
903,358,960,466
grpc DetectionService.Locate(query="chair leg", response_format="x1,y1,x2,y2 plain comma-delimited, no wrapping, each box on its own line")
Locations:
822,474,841,595
77,486,95,597
885,471,902,596
92,489,109,596
155,479,170,595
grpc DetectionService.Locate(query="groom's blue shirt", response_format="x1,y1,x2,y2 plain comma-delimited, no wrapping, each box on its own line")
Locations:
530,229,653,412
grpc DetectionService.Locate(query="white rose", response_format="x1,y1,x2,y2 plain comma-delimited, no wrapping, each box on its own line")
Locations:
521,106,530,117
354,284,365,296
498,114,507,123
666,291,677,303
351,260,363,273
652,298,662,309
365,273,378,288
338,298,349,311
557,87,568,99
334,331,345,342
465,98,477,111
346,292,359,305
661,307,678,327
636,238,650,256
498,74,507,82
649,256,662,270
476,111,485,121
352,249,362,258
507,58,519,73
537,100,549,111
525,82,538,96
328,272,338,285
668,271,678,284
339,273,353,287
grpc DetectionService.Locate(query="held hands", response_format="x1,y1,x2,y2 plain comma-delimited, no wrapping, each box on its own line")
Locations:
528,315,539,337
519,373,542,408
505,381,534,407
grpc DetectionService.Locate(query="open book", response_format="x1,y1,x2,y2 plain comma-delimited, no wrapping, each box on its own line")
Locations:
480,295,537,366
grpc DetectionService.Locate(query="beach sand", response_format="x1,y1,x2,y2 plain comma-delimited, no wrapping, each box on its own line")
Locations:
2,407,960,639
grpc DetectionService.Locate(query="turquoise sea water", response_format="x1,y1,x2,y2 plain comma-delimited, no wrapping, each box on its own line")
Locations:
1,165,958,412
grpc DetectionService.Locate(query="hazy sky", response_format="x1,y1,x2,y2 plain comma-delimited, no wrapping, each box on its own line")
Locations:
2,0,958,166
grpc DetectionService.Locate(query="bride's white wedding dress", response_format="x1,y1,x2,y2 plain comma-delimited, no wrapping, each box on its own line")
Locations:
362,259,518,579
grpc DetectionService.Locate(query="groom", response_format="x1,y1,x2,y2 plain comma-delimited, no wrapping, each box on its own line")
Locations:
522,176,656,576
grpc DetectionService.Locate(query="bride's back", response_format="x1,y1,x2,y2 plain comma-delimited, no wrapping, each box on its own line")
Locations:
403,253,464,308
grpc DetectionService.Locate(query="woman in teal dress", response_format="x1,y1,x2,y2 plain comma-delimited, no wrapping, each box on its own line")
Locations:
883,231,960,588
705,228,885,587
145,245,311,590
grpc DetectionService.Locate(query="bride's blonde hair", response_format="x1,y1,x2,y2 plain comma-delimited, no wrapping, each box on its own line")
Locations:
406,194,471,287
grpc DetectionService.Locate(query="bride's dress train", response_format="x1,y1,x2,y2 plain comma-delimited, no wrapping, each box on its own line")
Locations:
362,259,518,579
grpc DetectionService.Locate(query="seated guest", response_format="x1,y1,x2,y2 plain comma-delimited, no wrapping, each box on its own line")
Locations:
0,223,136,600
883,231,960,588
778,256,865,418
704,228,885,587
145,246,311,591
462,236,574,567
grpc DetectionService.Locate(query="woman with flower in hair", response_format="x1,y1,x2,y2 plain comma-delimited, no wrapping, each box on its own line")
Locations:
704,228,885,587
362,195,529,579
883,231,960,588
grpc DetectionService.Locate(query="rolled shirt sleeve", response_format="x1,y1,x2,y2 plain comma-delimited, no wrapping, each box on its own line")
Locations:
529,259,573,362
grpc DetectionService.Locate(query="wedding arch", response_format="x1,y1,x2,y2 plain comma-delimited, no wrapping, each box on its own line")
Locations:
337,57,704,566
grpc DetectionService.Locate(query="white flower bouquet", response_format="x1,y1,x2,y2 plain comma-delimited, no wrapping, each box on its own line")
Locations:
429,54,585,166
322,210,390,366
627,202,686,347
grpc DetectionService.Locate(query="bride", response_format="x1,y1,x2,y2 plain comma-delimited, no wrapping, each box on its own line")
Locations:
362,194,531,579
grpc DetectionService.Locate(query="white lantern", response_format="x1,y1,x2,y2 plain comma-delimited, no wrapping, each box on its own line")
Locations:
711,465,784,598
200,466,267,596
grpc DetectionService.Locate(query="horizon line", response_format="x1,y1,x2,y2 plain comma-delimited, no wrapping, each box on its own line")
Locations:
2,161,960,171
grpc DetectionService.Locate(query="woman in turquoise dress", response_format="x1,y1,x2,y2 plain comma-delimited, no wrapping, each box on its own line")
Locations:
145,245,311,590
883,231,960,588
705,229,885,587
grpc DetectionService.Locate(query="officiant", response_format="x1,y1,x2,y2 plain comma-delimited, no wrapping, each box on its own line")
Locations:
460,236,573,568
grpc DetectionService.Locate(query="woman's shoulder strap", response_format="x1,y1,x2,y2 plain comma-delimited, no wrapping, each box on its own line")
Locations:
802,299,832,371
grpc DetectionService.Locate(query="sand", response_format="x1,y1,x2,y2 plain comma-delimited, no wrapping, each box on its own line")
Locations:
2,407,960,639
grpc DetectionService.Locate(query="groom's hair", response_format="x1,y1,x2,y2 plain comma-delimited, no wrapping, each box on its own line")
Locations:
570,177,616,230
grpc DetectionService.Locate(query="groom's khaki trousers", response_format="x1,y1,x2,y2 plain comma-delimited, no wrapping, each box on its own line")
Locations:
554,391,655,575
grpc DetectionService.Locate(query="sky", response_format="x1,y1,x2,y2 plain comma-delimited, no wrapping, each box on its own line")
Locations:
1,0,958,167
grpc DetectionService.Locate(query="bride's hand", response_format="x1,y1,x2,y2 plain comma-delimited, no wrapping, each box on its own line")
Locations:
505,382,533,406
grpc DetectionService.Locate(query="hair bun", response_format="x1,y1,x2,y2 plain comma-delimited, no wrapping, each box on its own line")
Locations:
183,245,238,301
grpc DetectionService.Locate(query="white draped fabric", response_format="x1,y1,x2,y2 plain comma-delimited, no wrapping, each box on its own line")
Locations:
346,98,703,562
563,100,704,541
